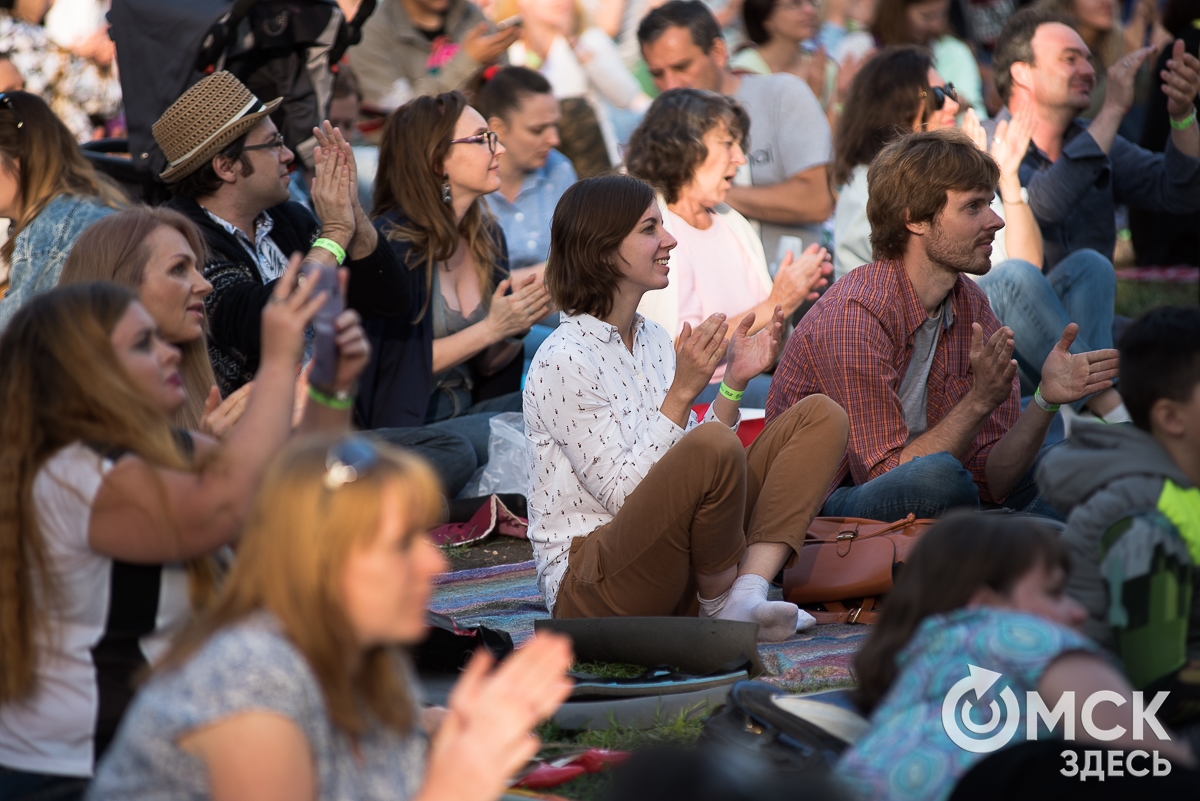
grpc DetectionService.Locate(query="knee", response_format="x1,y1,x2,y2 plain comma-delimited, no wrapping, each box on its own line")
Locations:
1060,248,1116,286
680,421,745,473
791,394,850,443
908,452,979,507
988,258,1043,287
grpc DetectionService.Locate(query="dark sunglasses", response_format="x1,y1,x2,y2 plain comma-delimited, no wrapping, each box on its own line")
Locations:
449,130,499,154
324,436,381,490
920,83,958,111
0,92,23,130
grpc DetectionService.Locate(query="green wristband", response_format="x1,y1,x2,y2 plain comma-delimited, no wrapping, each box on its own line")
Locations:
1169,108,1197,131
312,237,346,265
308,384,354,411
718,381,745,402
1033,386,1060,413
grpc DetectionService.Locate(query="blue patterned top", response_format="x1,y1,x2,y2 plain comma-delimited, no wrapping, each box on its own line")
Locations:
835,608,1099,801
88,613,427,800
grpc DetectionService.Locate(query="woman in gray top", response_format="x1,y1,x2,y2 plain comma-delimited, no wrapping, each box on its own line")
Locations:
88,436,573,801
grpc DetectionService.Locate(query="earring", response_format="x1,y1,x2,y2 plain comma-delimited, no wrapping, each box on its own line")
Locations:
442,176,452,205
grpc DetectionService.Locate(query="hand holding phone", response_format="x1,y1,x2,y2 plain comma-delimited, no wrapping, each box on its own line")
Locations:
302,260,344,389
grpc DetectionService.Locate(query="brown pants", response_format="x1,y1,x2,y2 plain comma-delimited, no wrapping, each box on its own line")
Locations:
553,394,849,618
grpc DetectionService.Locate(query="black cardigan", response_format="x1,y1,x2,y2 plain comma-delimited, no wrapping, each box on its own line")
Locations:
167,196,410,394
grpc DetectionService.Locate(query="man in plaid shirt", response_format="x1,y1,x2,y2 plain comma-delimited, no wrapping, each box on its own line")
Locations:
766,130,1120,522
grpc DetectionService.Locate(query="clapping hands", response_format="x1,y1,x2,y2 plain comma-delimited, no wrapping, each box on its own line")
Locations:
725,306,785,390
418,633,574,801
1038,323,1120,405
313,121,378,260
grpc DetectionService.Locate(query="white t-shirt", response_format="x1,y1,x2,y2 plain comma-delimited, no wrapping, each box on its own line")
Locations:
733,72,833,265
0,443,190,777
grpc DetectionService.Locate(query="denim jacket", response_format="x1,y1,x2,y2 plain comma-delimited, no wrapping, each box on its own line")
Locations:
0,194,116,332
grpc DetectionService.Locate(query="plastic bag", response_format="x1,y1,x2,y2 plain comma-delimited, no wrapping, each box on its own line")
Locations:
457,412,529,498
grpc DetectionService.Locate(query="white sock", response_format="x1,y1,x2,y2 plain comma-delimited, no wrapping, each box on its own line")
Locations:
1102,402,1131,424
715,574,802,643
698,588,730,618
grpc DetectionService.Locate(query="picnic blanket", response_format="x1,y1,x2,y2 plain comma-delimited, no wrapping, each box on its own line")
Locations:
429,560,867,694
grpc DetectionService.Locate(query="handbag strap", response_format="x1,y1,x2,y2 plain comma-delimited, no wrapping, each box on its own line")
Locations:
803,598,880,625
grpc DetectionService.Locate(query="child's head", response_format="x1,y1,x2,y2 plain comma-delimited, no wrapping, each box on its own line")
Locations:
1119,306,1200,441
853,512,1082,713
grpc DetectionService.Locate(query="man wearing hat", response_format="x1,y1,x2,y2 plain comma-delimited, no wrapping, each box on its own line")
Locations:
157,71,410,396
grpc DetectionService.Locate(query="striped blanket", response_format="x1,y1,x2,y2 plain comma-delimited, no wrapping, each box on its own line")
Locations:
429,560,866,694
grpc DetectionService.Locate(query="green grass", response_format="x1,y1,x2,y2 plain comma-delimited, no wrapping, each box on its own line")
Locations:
569,661,648,679
1115,279,1196,319
533,705,711,801
439,542,470,561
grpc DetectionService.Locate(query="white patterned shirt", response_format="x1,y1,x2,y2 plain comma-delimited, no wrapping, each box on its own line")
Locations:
523,312,733,612
203,209,291,283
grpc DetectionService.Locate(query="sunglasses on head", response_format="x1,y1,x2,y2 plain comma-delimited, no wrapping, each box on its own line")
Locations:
0,92,23,130
919,83,958,111
324,436,381,491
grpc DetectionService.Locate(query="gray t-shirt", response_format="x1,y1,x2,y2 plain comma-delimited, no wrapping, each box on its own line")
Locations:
898,300,953,442
732,72,832,267
88,613,427,801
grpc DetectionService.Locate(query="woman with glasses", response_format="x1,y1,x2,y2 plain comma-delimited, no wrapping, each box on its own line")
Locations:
0,90,125,333
88,434,573,801
0,260,369,800
359,91,552,466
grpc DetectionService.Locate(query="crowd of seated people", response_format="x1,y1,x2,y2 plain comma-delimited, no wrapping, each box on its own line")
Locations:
0,0,1197,798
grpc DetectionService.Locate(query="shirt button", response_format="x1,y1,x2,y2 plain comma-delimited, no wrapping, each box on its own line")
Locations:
515,212,525,222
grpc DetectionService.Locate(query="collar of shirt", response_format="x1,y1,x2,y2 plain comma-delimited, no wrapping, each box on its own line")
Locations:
999,106,1090,167
204,208,273,250
864,259,959,342
561,310,646,345
491,162,554,210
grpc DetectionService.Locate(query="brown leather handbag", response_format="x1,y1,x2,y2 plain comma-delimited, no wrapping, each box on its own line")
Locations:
782,514,936,624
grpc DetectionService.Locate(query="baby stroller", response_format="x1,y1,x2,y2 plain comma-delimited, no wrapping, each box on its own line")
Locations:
94,0,375,202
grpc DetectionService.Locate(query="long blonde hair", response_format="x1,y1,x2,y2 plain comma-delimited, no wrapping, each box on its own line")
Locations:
0,283,189,704
59,207,217,431
155,436,444,735
373,92,501,322
0,91,126,265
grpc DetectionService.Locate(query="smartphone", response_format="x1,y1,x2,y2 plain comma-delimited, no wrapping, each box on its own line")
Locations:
302,261,344,390
496,15,523,30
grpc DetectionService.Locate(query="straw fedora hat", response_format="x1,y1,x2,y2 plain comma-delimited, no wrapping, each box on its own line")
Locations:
154,71,283,183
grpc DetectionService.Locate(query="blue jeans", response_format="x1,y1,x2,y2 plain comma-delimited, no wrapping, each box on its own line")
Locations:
0,766,87,801
976,250,1115,406
694,372,774,408
820,448,1063,522
369,425,480,497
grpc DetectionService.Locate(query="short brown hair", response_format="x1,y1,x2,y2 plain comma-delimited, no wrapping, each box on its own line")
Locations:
993,7,1074,104
546,174,656,318
866,129,999,261
625,88,748,205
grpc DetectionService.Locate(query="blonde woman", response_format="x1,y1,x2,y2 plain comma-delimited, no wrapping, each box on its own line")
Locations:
89,435,574,801
0,261,367,797
59,206,251,437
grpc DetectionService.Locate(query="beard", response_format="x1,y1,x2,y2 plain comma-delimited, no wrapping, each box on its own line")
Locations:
925,220,993,277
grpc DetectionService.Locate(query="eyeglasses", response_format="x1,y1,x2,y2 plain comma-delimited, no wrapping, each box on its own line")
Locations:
777,0,821,10
449,131,499,154
919,83,958,111
324,436,381,491
242,133,287,154
0,92,23,130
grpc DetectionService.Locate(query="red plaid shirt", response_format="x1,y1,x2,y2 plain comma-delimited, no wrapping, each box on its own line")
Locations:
766,259,1020,503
